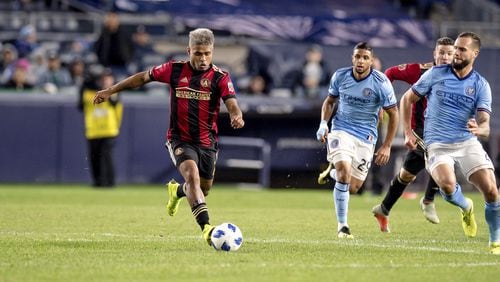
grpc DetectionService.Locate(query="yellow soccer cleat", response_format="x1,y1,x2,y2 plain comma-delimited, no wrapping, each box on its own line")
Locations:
490,242,500,255
202,224,215,246
318,163,333,185
166,180,182,216
461,198,477,238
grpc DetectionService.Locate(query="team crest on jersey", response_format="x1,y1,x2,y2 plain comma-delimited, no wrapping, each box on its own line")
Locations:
362,88,374,97
428,155,435,165
228,82,235,93
330,139,339,149
201,78,211,88
465,86,475,96
174,147,184,156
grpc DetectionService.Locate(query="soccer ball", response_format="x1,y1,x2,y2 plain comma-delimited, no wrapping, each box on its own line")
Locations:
210,222,243,252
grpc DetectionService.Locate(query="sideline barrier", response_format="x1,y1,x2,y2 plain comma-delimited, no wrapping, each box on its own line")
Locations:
218,136,271,188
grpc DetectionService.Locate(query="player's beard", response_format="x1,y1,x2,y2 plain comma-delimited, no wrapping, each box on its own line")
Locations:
452,58,470,71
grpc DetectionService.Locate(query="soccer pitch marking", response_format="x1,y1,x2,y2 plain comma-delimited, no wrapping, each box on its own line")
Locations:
2,230,494,257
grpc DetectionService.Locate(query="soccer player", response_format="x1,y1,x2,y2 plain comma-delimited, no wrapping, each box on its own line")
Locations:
371,37,455,232
400,32,499,254
93,28,245,246
316,42,399,238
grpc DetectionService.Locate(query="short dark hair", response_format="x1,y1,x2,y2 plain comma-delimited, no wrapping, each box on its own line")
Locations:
354,42,373,53
457,32,481,49
435,37,454,47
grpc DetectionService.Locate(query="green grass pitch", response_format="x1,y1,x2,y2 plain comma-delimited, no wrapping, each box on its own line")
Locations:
1,184,499,282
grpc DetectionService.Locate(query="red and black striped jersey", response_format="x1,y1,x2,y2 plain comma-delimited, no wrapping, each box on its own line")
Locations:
149,61,236,148
385,62,433,137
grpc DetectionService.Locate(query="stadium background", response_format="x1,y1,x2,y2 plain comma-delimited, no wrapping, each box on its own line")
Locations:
0,0,499,189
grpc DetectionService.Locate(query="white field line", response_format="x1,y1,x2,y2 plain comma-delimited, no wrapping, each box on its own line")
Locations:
262,261,500,269
0,230,492,255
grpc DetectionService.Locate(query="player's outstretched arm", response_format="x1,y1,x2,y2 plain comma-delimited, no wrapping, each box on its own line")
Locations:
94,71,151,105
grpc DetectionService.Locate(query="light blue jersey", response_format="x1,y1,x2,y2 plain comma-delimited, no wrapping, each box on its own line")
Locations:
412,64,492,145
328,67,397,144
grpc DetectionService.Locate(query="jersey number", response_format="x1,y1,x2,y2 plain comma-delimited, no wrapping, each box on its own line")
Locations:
357,159,371,173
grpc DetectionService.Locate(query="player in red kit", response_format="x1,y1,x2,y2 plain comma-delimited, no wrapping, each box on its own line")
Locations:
371,37,455,232
93,28,245,246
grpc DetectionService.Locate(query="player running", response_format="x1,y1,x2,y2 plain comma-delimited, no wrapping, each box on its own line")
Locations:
401,32,499,254
316,42,399,239
93,28,245,247
371,37,455,232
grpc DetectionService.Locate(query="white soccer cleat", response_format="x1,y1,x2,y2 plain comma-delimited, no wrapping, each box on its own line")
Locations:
420,197,440,224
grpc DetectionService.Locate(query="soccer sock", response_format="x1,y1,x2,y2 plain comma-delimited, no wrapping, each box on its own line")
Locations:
333,181,350,229
381,174,409,214
191,202,210,231
176,183,186,198
485,201,500,243
423,177,439,202
440,184,469,210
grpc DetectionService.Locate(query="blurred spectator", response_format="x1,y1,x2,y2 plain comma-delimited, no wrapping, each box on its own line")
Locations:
245,74,269,96
93,12,132,80
36,50,72,94
2,58,34,90
245,47,274,92
130,25,155,73
78,67,122,188
372,55,383,71
13,25,39,58
60,39,96,66
292,45,330,98
0,43,19,85
68,57,86,88
29,49,47,82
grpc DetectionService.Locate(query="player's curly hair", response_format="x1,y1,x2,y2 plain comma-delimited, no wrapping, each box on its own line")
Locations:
189,28,214,47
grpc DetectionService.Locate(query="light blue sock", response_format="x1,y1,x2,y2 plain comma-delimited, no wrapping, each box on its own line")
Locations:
334,182,350,227
485,201,500,243
440,184,469,210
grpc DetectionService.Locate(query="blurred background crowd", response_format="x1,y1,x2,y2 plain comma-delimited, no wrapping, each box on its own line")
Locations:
3,0,496,97
1,0,499,188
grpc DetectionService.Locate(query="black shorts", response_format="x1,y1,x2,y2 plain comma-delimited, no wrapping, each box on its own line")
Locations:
402,149,426,176
166,140,218,180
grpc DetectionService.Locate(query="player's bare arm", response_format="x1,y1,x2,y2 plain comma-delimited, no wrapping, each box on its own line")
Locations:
400,88,420,150
93,71,151,105
224,98,245,129
467,111,490,139
317,95,338,143
374,106,399,166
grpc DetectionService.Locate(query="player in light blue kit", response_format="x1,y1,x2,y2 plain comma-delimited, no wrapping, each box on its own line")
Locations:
316,42,399,238
401,32,499,254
